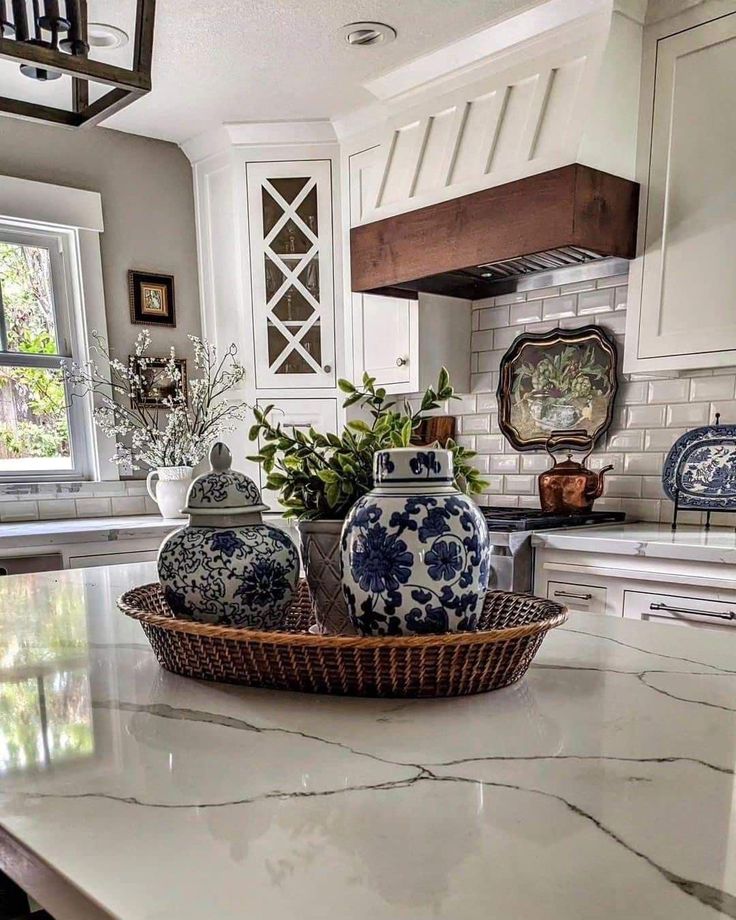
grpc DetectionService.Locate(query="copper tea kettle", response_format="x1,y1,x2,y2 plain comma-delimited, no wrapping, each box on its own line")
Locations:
538,430,613,515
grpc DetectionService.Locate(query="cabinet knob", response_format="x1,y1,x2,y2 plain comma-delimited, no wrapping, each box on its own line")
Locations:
323,364,331,373
396,356,407,367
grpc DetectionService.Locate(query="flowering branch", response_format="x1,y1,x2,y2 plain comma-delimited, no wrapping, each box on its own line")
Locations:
63,332,248,471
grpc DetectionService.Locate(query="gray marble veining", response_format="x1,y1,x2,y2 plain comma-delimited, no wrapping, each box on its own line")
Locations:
1,562,735,919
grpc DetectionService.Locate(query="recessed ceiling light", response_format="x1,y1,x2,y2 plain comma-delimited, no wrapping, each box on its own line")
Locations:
341,22,396,47
88,23,129,49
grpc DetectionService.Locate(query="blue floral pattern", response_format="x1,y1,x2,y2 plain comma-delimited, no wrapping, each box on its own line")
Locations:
342,485,491,636
662,425,736,509
158,523,299,628
187,471,262,508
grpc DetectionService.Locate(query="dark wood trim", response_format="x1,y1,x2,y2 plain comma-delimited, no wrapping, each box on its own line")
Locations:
133,0,156,74
0,36,151,89
0,93,81,125
0,825,115,920
79,87,141,127
350,164,639,298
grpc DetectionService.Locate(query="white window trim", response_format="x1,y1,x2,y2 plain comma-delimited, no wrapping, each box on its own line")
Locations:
0,174,118,484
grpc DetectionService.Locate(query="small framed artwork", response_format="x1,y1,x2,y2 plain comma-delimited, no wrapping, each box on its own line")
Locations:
128,271,176,327
129,356,187,408
496,325,618,451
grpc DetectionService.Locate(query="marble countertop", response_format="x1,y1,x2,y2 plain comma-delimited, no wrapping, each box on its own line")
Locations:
532,522,736,564
1,563,735,919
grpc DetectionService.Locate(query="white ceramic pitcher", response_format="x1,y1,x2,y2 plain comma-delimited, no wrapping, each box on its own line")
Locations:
146,466,193,519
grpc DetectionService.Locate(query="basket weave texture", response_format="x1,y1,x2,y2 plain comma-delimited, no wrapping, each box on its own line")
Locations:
118,581,567,698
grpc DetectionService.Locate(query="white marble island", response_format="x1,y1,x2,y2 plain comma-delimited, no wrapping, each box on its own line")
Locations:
1,564,735,919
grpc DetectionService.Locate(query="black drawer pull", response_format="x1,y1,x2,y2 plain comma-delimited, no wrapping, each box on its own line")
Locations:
649,602,736,622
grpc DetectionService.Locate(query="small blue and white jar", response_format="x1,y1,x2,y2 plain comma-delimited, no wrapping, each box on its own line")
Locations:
157,443,300,629
341,448,491,636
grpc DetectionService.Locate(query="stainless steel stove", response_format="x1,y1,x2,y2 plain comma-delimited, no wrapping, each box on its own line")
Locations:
482,507,626,592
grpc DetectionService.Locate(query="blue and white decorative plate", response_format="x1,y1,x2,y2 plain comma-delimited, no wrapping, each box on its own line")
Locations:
662,425,736,509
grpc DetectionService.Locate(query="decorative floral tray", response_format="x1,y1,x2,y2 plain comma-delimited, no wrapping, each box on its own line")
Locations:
117,581,567,698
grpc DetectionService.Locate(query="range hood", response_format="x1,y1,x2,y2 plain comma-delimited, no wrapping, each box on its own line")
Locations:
350,164,639,300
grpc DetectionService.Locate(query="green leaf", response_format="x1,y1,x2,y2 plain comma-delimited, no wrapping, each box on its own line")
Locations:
347,419,372,433
338,378,355,393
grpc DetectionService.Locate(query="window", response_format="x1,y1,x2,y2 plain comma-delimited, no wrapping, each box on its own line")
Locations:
0,222,91,480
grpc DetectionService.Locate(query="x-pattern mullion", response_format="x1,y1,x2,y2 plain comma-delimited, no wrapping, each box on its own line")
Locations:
262,177,319,251
266,307,323,375
264,248,321,314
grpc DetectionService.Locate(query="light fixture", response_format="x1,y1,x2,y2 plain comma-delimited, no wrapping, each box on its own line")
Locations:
87,22,129,50
0,0,155,127
341,21,396,47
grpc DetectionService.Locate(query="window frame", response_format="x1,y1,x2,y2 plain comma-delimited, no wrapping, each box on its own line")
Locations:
0,220,96,482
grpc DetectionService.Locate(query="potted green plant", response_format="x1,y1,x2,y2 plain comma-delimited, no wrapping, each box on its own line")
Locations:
248,369,487,633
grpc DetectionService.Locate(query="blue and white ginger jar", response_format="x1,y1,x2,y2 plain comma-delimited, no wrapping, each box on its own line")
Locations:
157,442,300,628
341,448,491,636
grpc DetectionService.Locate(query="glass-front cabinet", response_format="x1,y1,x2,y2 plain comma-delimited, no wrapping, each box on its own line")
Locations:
246,160,336,388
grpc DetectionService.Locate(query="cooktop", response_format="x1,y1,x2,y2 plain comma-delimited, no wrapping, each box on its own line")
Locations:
481,507,626,532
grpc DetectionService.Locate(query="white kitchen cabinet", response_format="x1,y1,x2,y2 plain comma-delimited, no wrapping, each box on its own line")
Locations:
626,10,736,371
349,146,418,392
348,145,470,394
246,160,336,389
623,589,736,632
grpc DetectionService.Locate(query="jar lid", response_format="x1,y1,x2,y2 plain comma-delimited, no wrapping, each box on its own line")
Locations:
183,443,269,516
374,447,454,485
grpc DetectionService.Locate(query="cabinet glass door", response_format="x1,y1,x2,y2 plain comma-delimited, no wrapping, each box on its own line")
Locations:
247,161,335,388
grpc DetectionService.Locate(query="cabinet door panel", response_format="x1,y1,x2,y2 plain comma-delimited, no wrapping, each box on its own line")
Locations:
247,161,335,388
547,580,608,615
349,147,418,392
639,14,736,359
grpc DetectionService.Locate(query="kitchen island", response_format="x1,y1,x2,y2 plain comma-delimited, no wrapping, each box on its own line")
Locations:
0,563,735,919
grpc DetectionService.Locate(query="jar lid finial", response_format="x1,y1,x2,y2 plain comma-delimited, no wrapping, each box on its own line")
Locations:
210,442,232,473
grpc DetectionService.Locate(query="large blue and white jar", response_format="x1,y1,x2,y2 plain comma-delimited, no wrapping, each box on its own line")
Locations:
341,448,491,636
157,443,300,629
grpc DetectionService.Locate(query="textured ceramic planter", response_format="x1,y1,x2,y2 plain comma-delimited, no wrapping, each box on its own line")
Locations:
157,444,300,628
298,519,354,635
341,448,491,636
146,466,192,519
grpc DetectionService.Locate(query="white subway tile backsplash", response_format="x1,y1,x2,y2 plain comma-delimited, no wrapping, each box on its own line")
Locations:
0,501,39,522
596,311,627,336
509,301,542,325
493,326,518,351
454,394,477,414
74,497,112,517
604,476,642,498
476,351,504,374
521,454,548,473
620,498,662,522
485,494,519,508
641,476,667,500
560,279,596,294
627,405,666,428
493,292,527,306
645,428,685,451
476,434,505,454
542,295,576,320
589,453,623,472
483,475,504,493
517,495,542,509
624,452,665,475
647,378,690,404
471,330,494,352
476,393,498,412
578,288,614,315
596,274,629,289
111,496,148,516
490,454,519,474
614,286,628,311
477,305,510,329
619,381,647,405
504,474,535,494
690,376,736,401
524,286,560,302
38,499,76,520
470,373,493,393
666,403,710,426
607,430,644,451
460,414,491,434
709,399,736,421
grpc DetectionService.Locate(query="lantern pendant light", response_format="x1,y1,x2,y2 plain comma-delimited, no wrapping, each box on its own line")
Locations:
0,0,156,127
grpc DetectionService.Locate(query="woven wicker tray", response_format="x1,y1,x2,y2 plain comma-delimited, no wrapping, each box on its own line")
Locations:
118,581,567,698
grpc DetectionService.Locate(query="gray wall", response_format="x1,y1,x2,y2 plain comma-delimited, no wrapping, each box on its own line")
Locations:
0,116,201,364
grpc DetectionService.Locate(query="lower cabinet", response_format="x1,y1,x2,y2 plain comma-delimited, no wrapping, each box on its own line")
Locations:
623,590,736,631
546,580,608,615
68,549,160,568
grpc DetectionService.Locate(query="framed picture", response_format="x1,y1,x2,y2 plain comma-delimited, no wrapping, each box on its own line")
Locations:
496,325,618,451
129,356,187,408
128,271,176,327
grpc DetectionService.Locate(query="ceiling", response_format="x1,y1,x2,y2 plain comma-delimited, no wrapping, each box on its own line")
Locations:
89,0,545,145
